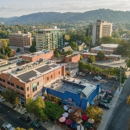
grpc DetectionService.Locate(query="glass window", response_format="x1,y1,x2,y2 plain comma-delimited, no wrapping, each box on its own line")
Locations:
11,83,14,86
27,87,29,91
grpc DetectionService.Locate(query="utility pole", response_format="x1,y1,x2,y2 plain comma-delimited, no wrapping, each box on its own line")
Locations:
119,67,122,92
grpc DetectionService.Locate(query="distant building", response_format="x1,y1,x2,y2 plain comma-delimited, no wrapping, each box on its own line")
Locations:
62,46,73,52
91,44,118,55
22,50,53,63
9,31,32,53
36,26,65,51
88,20,112,44
64,54,80,63
76,41,86,51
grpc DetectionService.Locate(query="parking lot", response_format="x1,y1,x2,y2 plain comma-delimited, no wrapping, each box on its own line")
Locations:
74,74,120,94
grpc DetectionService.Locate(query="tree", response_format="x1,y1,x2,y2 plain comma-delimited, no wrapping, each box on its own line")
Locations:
65,35,70,41
29,40,36,52
2,89,18,104
56,52,60,58
126,95,130,105
97,51,105,60
14,97,21,106
80,55,83,60
86,106,103,121
4,46,13,57
44,100,64,120
87,55,95,63
126,59,130,68
70,41,78,50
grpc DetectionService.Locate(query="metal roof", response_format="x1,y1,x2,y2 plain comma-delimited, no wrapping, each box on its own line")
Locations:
36,65,51,73
82,83,96,97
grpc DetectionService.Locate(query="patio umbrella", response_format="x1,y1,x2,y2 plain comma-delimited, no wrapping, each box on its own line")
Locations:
82,114,88,121
68,109,73,113
77,124,84,130
63,105,68,111
84,122,92,129
59,117,66,123
62,112,69,117
88,118,95,124
71,122,78,129
65,119,73,125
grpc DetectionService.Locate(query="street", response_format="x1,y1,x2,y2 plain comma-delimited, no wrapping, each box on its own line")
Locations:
106,77,130,130
0,103,46,130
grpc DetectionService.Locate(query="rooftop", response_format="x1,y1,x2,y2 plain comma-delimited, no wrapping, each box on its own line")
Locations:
46,77,96,98
66,54,79,58
91,46,113,52
2,59,65,83
23,50,52,57
101,44,118,48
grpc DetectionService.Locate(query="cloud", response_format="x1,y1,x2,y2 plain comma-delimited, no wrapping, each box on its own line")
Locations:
0,0,130,17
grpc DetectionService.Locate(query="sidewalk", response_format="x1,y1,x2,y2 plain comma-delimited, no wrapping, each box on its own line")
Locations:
97,87,123,130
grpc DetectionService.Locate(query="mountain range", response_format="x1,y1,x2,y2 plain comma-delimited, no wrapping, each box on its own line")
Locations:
1,9,130,25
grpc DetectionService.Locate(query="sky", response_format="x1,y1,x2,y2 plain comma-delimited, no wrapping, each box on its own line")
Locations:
0,0,130,17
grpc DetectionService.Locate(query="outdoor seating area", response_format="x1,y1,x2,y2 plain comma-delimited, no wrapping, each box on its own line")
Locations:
55,105,99,130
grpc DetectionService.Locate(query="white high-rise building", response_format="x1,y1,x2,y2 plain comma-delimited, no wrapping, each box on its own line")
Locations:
88,20,113,44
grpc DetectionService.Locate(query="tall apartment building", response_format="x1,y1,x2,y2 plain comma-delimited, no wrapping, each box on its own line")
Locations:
36,26,65,51
88,20,112,44
9,31,32,52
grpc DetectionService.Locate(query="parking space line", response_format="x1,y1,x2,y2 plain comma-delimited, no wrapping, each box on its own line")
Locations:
0,115,7,123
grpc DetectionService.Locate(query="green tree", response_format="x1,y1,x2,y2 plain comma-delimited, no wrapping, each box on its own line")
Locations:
87,55,95,63
2,89,18,104
97,51,105,60
29,40,36,52
70,41,78,50
86,106,103,121
56,52,60,58
80,55,83,60
4,46,13,57
44,100,64,120
126,59,130,68
112,31,120,38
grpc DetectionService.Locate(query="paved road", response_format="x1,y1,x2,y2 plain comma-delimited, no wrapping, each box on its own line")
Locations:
0,103,46,130
106,77,130,130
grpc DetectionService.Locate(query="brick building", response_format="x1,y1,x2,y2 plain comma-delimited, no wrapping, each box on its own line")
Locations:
0,61,66,103
64,54,80,63
22,50,53,63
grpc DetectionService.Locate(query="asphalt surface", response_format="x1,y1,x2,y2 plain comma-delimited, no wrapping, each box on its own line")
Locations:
106,77,130,130
74,74,119,94
0,103,46,130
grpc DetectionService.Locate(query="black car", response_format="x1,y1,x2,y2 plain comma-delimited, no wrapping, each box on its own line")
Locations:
19,115,31,122
98,102,110,109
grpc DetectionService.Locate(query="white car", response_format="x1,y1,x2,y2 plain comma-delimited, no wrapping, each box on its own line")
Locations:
76,72,86,76
93,76,102,81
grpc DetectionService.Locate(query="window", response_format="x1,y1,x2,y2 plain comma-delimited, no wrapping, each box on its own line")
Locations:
16,85,20,89
27,94,30,97
37,82,39,86
51,75,53,79
33,87,37,92
59,71,60,74
0,78,2,81
11,83,14,87
47,77,49,80
7,81,10,85
2,79,5,82
21,87,24,91
27,87,29,91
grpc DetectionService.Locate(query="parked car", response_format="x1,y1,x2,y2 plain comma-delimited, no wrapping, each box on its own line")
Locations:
76,72,86,76
1,123,15,130
29,120,41,128
101,98,110,103
103,94,112,101
93,76,102,81
20,115,31,122
98,102,110,109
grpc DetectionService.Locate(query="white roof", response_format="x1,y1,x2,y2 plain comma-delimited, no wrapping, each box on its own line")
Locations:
82,83,96,97
101,44,118,48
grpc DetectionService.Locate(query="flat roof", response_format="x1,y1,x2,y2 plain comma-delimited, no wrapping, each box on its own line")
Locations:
17,70,37,82
101,44,118,48
36,65,51,73
66,54,79,58
91,46,113,52
23,50,52,57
